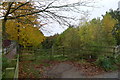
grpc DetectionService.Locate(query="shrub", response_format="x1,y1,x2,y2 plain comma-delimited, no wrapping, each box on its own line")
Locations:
2,57,9,71
95,55,118,71
115,55,120,64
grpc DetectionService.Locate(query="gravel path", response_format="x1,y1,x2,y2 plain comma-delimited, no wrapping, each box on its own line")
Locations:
44,62,119,78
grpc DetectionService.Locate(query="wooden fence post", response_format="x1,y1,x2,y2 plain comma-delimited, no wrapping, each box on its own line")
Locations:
62,46,64,57
14,54,19,80
50,46,54,60
52,46,54,55
113,46,116,57
113,45,120,58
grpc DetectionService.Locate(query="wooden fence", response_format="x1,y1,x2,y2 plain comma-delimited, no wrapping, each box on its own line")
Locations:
3,54,19,79
14,54,19,79
19,45,120,60
2,42,19,79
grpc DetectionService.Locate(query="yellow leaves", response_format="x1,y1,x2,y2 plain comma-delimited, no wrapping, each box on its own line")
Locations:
78,22,96,44
6,19,45,47
78,16,117,46
6,20,18,40
102,13,117,32
24,26,45,46
3,2,45,47
19,25,45,47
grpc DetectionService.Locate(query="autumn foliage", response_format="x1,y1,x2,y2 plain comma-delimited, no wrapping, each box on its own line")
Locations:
3,2,45,47
6,20,45,47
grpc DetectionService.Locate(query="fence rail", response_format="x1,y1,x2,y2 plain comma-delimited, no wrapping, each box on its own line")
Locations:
2,42,19,79
14,54,19,79
19,45,120,60
3,54,19,79
19,45,117,60
17,45,120,78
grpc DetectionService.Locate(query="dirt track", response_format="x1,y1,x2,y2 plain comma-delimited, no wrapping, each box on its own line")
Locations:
44,62,119,78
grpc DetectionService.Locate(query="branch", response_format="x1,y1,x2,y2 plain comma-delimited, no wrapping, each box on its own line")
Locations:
4,2,14,20
7,10,45,20
44,0,55,10
10,8,37,11
47,2,85,9
9,2,29,14
44,11,71,26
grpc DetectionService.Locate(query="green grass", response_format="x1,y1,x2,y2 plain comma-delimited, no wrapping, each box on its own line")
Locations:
2,55,18,79
50,55,68,61
20,54,35,61
4,68,15,78
116,55,120,64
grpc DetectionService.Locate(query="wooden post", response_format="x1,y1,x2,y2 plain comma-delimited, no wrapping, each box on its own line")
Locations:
52,46,54,55
114,45,120,58
14,54,19,79
50,46,54,60
113,46,119,59
113,46,116,57
63,46,64,57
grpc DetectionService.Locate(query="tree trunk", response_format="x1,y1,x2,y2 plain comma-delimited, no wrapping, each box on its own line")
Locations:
2,19,7,40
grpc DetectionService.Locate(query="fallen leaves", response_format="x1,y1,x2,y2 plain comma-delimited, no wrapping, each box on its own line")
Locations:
19,59,106,78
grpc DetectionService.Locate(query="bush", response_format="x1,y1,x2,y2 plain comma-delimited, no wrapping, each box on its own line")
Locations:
2,55,17,78
95,55,118,71
115,55,120,64
2,57,9,71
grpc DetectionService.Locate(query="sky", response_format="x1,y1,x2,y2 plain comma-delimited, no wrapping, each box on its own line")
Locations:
41,0,120,36
89,0,120,19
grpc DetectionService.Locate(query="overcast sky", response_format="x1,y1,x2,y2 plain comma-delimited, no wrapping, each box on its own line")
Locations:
41,0,120,36
90,0,120,19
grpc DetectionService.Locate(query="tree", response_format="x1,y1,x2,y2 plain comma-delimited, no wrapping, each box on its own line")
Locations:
55,27,81,49
0,1,95,34
102,13,117,46
107,9,120,45
80,13,116,47
78,14,116,47
0,1,95,47
1,2,45,47
0,20,2,49
42,34,58,49
78,14,116,58
6,20,45,47
54,14,117,59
